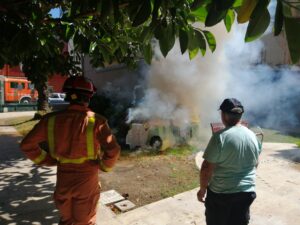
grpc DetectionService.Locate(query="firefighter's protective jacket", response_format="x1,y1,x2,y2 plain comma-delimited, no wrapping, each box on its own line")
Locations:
20,104,120,171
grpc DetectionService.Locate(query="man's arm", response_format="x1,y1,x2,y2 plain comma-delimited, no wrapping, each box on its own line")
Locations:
20,118,57,166
97,121,120,172
197,159,215,203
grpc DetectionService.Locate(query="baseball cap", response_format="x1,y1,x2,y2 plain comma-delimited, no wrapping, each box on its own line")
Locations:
219,98,244,114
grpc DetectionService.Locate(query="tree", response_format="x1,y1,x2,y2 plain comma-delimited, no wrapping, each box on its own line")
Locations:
1,0,299,109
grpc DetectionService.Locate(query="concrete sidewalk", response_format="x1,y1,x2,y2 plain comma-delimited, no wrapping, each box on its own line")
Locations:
98,142,300,225
0,117,299,225
0,111,36,119
97,189,204,225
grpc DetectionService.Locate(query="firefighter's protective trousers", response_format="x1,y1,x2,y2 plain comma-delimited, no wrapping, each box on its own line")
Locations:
20,104,120,224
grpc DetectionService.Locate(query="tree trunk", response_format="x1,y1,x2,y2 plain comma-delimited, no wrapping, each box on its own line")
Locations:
36,82,49,111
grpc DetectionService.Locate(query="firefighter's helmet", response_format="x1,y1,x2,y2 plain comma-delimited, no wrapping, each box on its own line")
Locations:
62,76,97,98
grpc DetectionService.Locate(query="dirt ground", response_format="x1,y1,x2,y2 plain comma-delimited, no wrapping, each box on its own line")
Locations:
100,152,200,207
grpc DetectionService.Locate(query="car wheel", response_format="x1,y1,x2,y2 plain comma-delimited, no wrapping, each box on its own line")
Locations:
149,136,163,151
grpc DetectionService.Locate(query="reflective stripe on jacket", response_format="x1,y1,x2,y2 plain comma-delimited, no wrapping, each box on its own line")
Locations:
47,115,98,164
20,104,120,170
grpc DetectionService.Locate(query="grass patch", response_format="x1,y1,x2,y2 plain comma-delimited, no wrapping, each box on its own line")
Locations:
0,116,33,126
160,179,199,198
15,120,39,136
164,145,198,156
260,128,300,147
160,162,199,198
121,145,198,158
0,116,39,136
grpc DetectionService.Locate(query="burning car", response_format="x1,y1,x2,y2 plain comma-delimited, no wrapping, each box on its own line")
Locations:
125,118,200,151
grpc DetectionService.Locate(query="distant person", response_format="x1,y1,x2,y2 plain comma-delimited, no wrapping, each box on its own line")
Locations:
20,76,120,225
197,98,262,225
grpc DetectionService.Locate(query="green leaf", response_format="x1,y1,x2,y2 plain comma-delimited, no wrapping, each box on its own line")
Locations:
233,0,243,8
159,38,169,57
153,0,162,21
274,0,283,36
143,43,153,64
189,48,199,60
195,30,206,56
89,42,97,52
284,17,300,63
179,29,188,54
205,4,228,27
101,47,111,63
187,29,198,51
40,39,46,46
237,0,258,23
250,0,270,20
191,0,209,10
141,26,153,42
132,0,152,27
154,24,164,39
203,30,216,52
159,25,176,57
224,9,235,32
190,7,208,22
217,0,235,11
245,9,270,42
32,11,37,21
65,25,74,40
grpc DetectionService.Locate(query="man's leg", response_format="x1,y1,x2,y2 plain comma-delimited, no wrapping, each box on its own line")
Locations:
228,192,256,225
54,191,72,225
205,188,232,225
72,171,100,225
72,192,100,225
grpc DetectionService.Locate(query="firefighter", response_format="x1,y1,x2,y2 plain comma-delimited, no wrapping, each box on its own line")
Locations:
20,76,120,225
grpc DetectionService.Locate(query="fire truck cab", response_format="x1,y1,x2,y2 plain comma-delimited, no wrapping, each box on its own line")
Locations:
0,76,37,104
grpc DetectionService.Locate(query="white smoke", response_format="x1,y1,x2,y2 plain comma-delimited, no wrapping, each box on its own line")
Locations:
128,25,232,128
128,16,300,139
224,25,300,132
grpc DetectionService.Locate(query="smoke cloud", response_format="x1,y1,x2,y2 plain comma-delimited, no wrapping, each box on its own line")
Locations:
128,20,300,141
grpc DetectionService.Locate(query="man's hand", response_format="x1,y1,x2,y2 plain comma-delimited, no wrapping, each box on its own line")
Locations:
198,160,214,203
197,188,207,203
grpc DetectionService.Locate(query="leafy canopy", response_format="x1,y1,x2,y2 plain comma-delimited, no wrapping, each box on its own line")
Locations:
1,0,299,83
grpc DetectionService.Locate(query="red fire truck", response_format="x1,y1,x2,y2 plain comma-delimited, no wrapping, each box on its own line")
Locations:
0,65,66,105
0,76,37,103
0,65,38,104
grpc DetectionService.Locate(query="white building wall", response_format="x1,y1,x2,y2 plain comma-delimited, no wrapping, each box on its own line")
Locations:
261,32,300,66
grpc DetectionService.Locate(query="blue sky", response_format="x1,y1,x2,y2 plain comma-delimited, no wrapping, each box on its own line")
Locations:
49,8,62,18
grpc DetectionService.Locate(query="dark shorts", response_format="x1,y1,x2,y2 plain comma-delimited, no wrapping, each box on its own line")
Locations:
205,188,256,225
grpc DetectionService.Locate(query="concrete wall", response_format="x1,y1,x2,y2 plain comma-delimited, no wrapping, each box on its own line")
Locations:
261,33,300,66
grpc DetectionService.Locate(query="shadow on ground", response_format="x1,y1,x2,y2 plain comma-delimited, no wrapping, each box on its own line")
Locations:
272,148,300,163
0,133,59,225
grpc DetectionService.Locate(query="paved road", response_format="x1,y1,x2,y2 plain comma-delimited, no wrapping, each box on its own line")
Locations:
1,114,299,225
